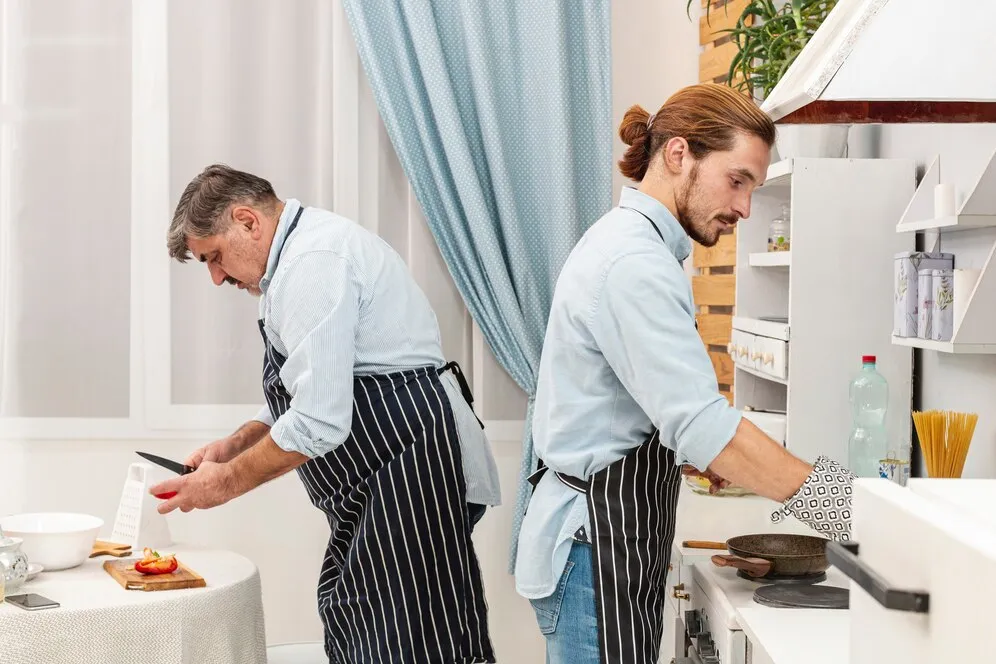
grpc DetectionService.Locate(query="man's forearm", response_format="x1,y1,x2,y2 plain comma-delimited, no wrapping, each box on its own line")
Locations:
230,420,272,454
708,418,812,503
227,435,310,496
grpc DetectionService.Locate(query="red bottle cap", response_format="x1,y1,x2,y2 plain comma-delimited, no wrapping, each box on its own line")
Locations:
862,355,876,363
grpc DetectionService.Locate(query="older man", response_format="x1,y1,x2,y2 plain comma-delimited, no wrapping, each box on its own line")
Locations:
152,164,500,664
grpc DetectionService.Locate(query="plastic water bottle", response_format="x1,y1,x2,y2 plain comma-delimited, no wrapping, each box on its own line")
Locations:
848,355,889,478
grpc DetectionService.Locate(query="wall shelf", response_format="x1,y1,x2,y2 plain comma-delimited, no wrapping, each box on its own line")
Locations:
891,336,996,354
736,364,789,386
759,158,793,189
748,251,791,268
735,157,915,466
896,150,996,233
893,150,996,353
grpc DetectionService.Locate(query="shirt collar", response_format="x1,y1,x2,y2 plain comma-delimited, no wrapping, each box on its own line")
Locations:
618,187,691,263
260,198,302,293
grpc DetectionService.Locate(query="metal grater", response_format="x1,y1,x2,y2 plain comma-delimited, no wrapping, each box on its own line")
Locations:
110,463,172,549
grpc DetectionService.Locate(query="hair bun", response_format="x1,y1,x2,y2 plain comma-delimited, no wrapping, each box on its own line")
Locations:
618,104,651,147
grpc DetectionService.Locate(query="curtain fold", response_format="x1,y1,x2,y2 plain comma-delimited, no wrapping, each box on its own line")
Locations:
342,0,613,570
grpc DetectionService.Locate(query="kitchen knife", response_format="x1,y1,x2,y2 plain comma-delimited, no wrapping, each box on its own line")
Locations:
135,452,195,499
136,451,195,476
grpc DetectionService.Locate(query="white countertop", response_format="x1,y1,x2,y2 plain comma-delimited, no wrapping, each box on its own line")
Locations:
738,602,849,664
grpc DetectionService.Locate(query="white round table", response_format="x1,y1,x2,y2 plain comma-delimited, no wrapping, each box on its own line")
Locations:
0,547,267,664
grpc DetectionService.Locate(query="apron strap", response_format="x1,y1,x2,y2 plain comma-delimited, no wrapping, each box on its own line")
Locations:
620,205,666,244
438,361,484,429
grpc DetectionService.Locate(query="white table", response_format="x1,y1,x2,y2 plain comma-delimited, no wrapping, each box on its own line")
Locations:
0,547,267,664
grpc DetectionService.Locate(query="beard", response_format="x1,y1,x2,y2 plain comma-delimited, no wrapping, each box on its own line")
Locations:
223,233,266,296
675,163,738,248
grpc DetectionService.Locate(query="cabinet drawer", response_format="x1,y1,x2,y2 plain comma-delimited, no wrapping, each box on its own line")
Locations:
756,335,788,380
729,329,753,367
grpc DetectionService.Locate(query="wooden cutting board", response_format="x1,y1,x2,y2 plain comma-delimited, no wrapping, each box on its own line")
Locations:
103,558,206,591
90,540,132,558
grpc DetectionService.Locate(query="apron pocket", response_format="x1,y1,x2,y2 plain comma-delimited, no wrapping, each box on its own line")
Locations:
529,560,575,635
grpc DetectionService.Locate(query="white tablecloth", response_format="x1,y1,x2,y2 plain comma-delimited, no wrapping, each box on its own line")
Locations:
0,547,267,664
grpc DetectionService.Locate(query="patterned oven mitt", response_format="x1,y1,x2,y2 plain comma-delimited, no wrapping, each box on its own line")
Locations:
771,455,855,541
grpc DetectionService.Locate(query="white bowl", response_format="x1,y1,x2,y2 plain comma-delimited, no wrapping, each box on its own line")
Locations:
0,512,103,571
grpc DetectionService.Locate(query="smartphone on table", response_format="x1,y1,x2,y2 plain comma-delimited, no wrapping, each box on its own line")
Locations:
5,593,60,610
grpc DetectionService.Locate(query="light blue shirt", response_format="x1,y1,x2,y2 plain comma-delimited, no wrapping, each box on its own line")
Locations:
514,187,742,598
252,199,501,506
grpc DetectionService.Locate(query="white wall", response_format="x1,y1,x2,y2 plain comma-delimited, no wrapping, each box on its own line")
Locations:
612,0,700,281
866,124,996,479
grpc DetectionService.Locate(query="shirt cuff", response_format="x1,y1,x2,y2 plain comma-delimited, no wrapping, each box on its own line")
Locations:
269,409,347,458
674,399,743,471
252,405,275,428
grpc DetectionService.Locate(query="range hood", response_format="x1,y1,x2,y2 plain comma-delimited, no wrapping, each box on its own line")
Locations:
761,0,996,123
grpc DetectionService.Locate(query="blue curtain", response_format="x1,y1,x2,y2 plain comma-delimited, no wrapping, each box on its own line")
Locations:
342,1,612,571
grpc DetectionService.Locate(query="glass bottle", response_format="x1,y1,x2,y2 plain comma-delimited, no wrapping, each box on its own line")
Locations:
767,203,791,252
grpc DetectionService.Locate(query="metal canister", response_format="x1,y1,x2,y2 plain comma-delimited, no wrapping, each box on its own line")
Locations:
917,268,933,339
931,268,954,341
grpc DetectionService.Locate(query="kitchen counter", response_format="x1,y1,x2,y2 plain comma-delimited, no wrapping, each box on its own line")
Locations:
690,561,851,664
738,599,849,664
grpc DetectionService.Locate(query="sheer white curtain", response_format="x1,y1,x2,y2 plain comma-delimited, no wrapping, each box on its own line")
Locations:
0,0,519,437
0,0,132,418
167,0,335,407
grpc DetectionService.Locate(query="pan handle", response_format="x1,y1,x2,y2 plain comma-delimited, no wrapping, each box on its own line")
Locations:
710,554,772,577
826,542,929,613
682,540,728,550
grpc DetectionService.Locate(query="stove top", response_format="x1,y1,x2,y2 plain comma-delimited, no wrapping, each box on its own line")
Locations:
752,584,850,609
691,561,850,630
736,569,827,584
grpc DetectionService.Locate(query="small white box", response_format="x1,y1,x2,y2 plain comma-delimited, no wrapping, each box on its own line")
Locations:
894,252,953,337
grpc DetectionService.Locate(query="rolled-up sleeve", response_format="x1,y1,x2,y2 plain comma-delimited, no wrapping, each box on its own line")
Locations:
265,251,359,458
589,252,741,471
252,405,274,427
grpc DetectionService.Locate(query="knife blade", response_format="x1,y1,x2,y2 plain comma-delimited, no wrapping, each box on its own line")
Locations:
135,451,195,476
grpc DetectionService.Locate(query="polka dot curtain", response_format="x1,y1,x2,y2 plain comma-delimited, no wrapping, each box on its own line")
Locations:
342,0,612,570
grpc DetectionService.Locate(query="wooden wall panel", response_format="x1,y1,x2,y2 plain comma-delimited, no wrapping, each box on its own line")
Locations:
696,0,743,395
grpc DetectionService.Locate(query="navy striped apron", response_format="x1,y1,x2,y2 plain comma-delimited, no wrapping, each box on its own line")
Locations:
529,207,686,664
259,207,494,663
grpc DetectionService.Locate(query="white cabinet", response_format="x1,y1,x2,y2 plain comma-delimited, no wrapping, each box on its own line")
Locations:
732,158,916,465
833,479,996,664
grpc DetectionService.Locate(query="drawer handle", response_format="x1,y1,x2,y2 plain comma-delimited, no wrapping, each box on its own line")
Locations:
672,583,690,601
750,351,761,361
726,342,735,355
763,353,774,365
826,542,929,613
738,347,748,358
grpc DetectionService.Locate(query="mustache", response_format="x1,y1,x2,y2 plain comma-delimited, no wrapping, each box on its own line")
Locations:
224,276,238,286
715,213,740,224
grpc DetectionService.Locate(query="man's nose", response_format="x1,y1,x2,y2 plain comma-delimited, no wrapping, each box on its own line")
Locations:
208,263,227,286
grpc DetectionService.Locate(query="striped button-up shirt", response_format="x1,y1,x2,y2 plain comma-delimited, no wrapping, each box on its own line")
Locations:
252,199,501,506
514,187,742,598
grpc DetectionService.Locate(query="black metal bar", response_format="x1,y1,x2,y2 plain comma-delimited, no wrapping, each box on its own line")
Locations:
826,542,930,613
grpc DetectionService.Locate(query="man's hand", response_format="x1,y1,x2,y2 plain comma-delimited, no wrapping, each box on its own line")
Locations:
150,461,242,514
682,465,730,494
151,435,309,515
185,420,271,468
185,438,238,468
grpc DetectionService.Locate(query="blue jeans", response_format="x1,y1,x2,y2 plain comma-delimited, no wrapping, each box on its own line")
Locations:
528,541,601,664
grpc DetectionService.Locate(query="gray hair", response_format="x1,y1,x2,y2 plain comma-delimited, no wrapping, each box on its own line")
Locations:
167,164,279,262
